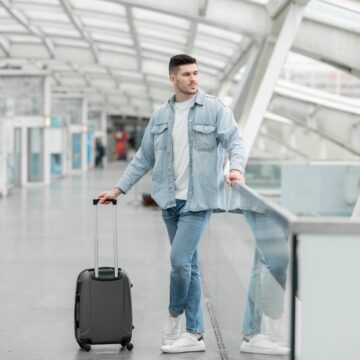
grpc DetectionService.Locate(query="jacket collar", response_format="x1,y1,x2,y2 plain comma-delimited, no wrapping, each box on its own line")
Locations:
168,89,204,106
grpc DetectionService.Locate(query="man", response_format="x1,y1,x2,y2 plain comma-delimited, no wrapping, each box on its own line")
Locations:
98,54,246,353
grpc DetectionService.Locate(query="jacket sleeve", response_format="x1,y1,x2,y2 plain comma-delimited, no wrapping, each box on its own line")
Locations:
216,103,246,174
115,118,155,193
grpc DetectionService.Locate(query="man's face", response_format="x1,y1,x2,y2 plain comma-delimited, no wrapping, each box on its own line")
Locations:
169,63,198,95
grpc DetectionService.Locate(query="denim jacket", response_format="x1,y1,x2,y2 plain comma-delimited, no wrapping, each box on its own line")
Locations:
116,89,246,212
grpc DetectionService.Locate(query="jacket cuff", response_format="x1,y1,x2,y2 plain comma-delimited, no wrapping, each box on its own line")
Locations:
229,163,245,174
115,180,129,194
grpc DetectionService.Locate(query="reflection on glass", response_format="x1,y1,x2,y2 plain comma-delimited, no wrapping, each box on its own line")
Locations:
0,76,44,116
52,98,82,124
245,163,281,189
88,110,102,132
241,211,290,353
72,133,82,169
225,183,291,356
27,128,43,182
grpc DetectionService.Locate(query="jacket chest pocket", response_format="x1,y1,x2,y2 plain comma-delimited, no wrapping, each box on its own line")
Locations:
193,124,216,151
151,124,168,150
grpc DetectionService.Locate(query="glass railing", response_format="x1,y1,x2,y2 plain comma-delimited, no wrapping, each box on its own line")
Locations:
245,160,360,217
200,182,360,360
245,162,282,190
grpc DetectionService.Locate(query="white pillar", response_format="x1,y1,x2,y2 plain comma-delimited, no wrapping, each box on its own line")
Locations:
0,118,6,196
240,2,308,159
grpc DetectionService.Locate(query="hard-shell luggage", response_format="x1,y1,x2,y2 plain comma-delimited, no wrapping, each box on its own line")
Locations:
74,198,133,352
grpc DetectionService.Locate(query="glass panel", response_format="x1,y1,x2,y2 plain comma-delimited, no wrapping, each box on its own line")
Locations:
91,32,133,46
71,0,126,15
97,44,136,55
41,27,79,37
0,76,44,116
197,23,243,43
13,128,21,187
52,98,82,124
80,16,128,31
50,154,62,175
200,184,291,359
132,8,190,29
53,38,89,48
281,163,360,216
297,234,360,360
72,133,82,169
50,115,65,128
245,162,281,189
9,36,43,43
86,132,92,167
24,10,69,22
87,110,101,132
27,127,43,182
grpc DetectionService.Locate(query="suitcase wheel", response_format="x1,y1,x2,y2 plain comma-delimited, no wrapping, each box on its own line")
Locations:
121,341,134,351
81,344,91,352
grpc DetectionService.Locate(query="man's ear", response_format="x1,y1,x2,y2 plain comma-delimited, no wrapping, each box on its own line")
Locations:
169,73,176,85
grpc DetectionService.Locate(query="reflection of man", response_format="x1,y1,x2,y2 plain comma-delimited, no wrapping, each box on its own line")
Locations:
97,54,246,354
241,211,290,355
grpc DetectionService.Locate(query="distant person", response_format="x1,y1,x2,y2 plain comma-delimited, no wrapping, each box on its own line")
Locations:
95,138,105,169
114,131,128,161
97,54,246,354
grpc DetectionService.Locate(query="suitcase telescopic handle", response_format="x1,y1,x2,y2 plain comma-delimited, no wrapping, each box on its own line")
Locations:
93,198,119,278
93,198,117,205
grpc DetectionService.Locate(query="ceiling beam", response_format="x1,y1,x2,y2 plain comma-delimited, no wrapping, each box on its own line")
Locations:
0,0,56,58
265,111,360,157
59,0,99,63
0,36,11,57
258,129,308,158
216,38,255,95
185,0,209,54
108,0,264,38
125,4,154,111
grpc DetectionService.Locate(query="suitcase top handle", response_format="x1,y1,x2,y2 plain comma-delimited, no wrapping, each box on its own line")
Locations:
93,198,117,205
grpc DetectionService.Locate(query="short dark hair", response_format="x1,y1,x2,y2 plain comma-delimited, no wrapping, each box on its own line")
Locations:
169,54,197,74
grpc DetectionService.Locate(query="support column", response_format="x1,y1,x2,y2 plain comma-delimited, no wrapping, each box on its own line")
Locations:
238,2,309,159
0,118,6,196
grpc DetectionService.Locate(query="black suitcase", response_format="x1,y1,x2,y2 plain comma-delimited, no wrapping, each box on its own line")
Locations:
74,198,133,352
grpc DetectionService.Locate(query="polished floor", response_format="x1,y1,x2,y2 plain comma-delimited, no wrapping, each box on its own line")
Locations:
0,162,289,360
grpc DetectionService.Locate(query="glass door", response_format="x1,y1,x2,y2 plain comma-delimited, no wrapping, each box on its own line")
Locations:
27,127,43,182
13,128,21,186
72,133,82,170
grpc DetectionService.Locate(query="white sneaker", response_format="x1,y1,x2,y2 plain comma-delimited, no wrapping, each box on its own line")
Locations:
240,334,290,355
162,315,181,345
160,332,206,353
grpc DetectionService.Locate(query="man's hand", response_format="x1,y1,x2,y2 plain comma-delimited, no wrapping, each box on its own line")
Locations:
225,169,245,187
97,188,123,204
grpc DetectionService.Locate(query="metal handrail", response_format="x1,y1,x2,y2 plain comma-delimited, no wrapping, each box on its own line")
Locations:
230,182,360,235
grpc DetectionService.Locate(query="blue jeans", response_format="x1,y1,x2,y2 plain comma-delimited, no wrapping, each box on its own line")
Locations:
162,200,211,334
242,211,289,335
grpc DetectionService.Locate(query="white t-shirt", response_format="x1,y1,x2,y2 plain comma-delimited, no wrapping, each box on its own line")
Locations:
172,96,195,200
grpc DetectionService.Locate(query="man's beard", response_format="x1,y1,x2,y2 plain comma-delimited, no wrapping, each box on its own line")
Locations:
179,84,198,95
